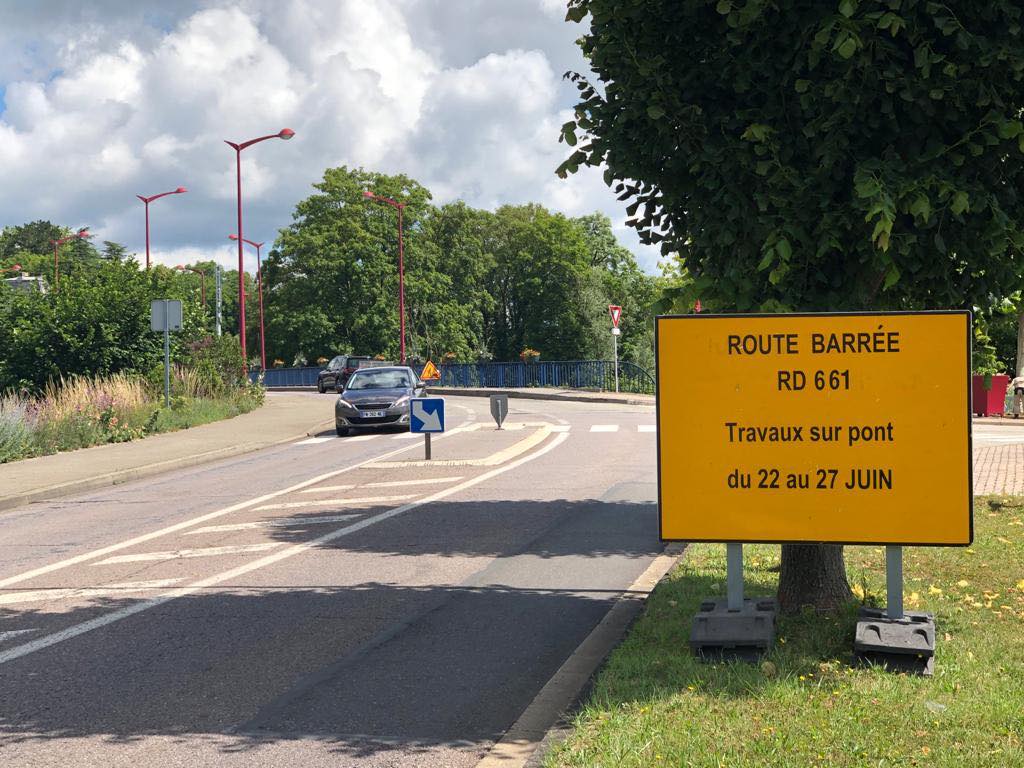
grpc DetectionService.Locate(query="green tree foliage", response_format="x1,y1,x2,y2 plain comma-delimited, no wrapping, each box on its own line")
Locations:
264,168,649,366
558,0,1024,612
559,0,1024,314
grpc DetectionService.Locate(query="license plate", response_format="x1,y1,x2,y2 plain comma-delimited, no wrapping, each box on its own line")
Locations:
360,410,386,418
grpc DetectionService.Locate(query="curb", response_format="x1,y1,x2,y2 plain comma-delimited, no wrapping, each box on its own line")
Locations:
475,542,686,768
972,417,1024,427
426,387,656,407
0,419,335,514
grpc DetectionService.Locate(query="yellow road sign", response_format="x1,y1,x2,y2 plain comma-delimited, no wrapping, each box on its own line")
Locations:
656,312,972,545
421,360,441,380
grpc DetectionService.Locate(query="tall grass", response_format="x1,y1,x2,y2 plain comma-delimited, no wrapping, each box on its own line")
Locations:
0,371,264,463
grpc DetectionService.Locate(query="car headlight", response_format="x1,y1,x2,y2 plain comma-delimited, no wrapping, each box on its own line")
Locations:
337,398,357,410
393,395,410,407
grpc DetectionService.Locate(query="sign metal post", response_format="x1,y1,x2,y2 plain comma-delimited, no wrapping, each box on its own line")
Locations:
150,300,183,408
726,543,743,611
609,305,622,393
885,546,903,620
214,265,223,337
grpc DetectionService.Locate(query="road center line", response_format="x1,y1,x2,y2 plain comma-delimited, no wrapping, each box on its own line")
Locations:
0,431,570,666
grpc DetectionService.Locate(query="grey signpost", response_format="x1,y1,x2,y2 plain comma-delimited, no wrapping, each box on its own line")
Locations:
214,265,223,337
151,300,183,408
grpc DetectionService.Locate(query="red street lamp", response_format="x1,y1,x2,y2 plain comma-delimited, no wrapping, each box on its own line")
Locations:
136,187,187,269
228,234,267,371
175,265,207,308
363,189,407,364
224,128,294,365
49,228,89,292
1,264,22,274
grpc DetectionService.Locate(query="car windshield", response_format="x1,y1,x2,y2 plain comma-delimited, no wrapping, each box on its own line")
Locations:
346,370,412,390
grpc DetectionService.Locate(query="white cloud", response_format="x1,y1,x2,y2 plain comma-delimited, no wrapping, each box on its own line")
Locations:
0,1,660,273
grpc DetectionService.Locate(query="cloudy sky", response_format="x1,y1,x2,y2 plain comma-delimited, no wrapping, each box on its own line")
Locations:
0,0,660,273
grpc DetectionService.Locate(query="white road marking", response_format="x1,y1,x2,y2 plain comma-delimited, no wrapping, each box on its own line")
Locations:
0,439,431,590
93,543,281,566
299,484,355,494
638,425,656,433
590,424,619,432
370,426,552,468
362,476,464,488
393,433,419,440
184,515,361,535
345,434,378,442
549,425,571,433
0,579,183,605
296,437,334,445
254,495,416,511
0,430,570,665
0,629,40,642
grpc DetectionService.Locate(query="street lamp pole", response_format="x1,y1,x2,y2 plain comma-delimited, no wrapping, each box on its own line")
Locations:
49,228,89,292
229,235,266,371
224,128,294,367
136,187,187,269
363,190,407,364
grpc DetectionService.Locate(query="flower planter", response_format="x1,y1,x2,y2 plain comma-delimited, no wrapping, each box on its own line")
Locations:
971,373,1009,416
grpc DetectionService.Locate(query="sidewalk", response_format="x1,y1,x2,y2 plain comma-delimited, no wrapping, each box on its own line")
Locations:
0,393,334,513
426,386,655,406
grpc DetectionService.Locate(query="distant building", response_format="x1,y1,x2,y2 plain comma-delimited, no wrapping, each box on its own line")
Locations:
2,273,48,294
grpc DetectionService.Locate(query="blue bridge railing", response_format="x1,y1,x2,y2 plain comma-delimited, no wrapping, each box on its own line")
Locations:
438,360,655,394
250,366,322,388
253,360,656,394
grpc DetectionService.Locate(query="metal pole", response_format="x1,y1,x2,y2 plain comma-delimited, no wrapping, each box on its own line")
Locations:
256,244,266,372
424,432,431,460
398,203,406,364
144,202,151,269
885,545,904,619
215,266,223,337
235,146,247,367
163,300,171,408
613,332,619,393
726,543,744,611
53,242,59,292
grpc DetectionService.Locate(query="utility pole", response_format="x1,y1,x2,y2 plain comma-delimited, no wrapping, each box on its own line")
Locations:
215,265,223,337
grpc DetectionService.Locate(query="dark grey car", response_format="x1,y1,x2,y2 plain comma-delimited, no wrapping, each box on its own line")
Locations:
334,366,425,436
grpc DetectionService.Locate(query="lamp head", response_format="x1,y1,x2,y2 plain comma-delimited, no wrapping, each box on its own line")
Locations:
278,128,295,140
362,190,375,199
175,187,187,194
228,234,239,241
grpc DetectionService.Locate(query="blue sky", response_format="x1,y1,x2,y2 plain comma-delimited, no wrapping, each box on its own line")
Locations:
0,1,661,273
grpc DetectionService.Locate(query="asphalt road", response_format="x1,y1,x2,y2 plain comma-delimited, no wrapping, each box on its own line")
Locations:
0,396,662,767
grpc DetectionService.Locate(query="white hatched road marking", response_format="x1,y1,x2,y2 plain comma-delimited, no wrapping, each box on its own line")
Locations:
0,629,40,643
184,515,361,535
296,437,334,445
362,477,464,488
299,484,355,494
255,494,416,511
590,425,619,433
0,579,183,605
638,424,656,433
0,431,569,665
345,434,378,442
94,543,281,566
393,433,420,440
549,425,571,433
0,406,480,591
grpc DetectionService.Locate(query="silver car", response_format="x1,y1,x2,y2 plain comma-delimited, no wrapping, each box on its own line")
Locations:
334,366,425,437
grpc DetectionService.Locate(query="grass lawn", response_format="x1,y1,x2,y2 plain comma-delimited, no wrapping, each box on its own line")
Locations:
545,497,1024,768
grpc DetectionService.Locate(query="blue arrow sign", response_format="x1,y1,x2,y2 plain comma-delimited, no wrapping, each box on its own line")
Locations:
410,397,445,433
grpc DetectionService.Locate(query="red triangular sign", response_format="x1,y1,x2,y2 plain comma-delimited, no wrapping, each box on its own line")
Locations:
421,360,441,380
608,305,622,327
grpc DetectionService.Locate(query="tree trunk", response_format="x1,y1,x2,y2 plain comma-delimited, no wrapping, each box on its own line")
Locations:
777,544,852,613
1016,311,1024,376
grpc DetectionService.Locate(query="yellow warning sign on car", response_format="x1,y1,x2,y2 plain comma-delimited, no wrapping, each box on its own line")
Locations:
420,360,441,380
656,312,972,545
